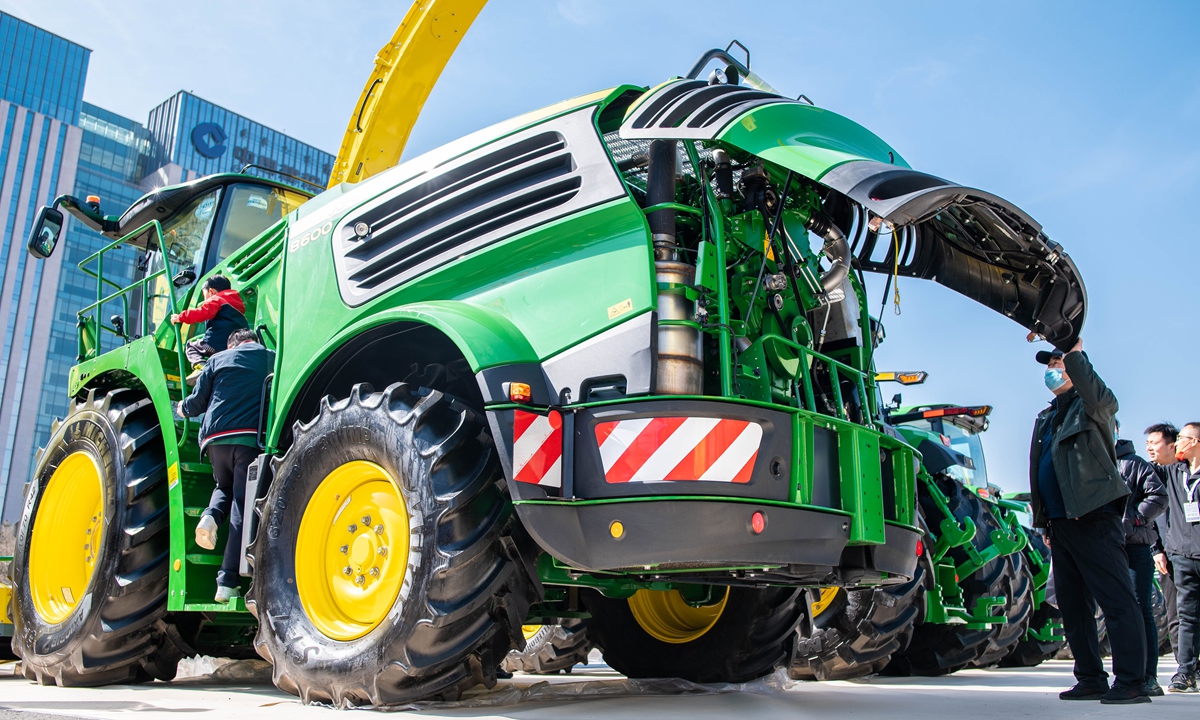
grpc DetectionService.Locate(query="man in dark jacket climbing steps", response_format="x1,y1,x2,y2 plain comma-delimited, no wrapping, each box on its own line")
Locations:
179,328,274,603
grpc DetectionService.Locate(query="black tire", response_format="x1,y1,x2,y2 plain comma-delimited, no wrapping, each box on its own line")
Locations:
885,480,1005,675
1001,601,1064,667
971,549,1033,667
583,586,802,683
502,620,592,674
1000,533,1065,667
11,388,175,685
247,383,533,706
790,567,925,681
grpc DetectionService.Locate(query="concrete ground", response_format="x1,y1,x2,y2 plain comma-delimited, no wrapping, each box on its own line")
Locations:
0,657,1193,719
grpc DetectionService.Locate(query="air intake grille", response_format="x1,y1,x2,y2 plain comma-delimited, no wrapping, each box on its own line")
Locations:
333,107,625,306
620,80,793,140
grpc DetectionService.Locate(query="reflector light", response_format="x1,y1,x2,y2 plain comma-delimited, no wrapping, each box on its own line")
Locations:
508,382,532,403
750,511,766,534
922,405,993,419
915,538,924,557
609,520,624,539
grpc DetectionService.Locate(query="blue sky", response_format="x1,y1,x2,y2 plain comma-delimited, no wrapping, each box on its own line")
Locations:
5,0,1199,491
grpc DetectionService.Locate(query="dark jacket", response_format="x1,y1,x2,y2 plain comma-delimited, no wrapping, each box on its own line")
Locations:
1028,351,1128,527
180,341,274,452
1115,439,1168,545
1158,461,1200,559
178,288,248,351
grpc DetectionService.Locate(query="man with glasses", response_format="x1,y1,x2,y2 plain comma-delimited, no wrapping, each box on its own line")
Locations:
1159,423,1200,692
1029,339,1148,703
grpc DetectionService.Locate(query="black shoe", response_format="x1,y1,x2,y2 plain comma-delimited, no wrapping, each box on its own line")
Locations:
1168,673,1198,693
1102,686,1151,704
1143,678,1165,697
495,667,513,680
1060,683,1108,700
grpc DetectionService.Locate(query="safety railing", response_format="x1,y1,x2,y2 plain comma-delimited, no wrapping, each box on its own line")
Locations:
758,333,872,425
76,220,192,445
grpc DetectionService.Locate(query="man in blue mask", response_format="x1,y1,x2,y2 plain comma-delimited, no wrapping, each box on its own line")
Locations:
1029,338,1147,703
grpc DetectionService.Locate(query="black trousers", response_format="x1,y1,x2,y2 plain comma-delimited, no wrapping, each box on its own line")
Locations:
1171,555,1200,677
1161,558,1180,659
203,444,258,589
1125,543,1159,679
1050,511,1146,689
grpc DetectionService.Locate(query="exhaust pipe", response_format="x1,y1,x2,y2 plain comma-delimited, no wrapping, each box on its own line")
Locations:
806,215,850,293
647,140,703,394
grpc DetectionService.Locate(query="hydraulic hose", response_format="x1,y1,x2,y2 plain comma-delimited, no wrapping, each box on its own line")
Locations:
806,215,850,293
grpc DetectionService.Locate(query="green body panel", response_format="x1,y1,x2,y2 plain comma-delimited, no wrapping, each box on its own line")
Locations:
718,102,909,182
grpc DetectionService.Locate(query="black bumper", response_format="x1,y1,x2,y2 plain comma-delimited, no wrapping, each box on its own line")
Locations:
516,498,850,573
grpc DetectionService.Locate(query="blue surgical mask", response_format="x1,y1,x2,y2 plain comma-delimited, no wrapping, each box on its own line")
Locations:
1044,368,1066,392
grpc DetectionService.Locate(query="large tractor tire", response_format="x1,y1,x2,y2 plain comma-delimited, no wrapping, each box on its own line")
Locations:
1001,601,1064,667
790,567,925,681
885,480,1007,676
1000,533,1064,667
583,585,802,683
970,550,1033,667
247,383,533,706
11,388,178,685
502,620,592,674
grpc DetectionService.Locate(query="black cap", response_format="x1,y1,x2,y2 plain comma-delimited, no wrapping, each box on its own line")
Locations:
1035,349,1064,365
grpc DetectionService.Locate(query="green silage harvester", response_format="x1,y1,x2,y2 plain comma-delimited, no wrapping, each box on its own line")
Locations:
6,38,1087,703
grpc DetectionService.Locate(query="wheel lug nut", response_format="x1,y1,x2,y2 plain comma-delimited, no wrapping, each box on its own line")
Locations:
340,545,349,554
377,546,387,556
347,524,357,533
343,567,352,576
362,515,372,526
374,524,384,535
369,568,380,578
355,575,366,586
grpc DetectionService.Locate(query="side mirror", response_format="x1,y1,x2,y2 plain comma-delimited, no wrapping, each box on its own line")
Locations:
26,206,64,259
172,266,197,288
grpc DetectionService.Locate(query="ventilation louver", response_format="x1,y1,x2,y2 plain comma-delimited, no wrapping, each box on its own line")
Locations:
333,108,625,306
620,80,794,140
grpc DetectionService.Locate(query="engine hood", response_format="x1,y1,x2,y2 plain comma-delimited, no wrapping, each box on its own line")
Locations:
617,79,1087,350
819,160,1086,351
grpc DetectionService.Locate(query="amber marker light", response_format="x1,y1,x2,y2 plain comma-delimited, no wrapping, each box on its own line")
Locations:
508,382,532,403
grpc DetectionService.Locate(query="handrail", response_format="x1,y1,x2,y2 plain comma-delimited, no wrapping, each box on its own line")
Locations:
76,219,192,446
758,332,872,426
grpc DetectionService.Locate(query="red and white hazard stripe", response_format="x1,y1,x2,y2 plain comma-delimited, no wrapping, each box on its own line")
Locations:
595,416,762,484
513,409,562,488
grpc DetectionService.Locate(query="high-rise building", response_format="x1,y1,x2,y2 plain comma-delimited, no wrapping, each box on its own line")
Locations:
0,11,334,521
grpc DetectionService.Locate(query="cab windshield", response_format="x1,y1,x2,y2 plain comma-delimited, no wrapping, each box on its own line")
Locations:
900,418,990,488
210,184,307,262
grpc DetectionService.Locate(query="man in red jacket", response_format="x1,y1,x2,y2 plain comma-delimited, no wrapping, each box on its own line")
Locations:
171,275,249,382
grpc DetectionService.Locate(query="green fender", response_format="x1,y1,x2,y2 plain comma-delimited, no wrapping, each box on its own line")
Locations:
268,300,538,447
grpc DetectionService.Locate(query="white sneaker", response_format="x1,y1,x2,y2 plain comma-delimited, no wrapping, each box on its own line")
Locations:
214,585,239,604
195,515,218,550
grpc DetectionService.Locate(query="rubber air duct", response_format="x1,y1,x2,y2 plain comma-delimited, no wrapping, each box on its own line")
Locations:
805,214,851,293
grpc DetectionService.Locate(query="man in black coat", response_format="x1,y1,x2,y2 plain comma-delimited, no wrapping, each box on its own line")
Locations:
180,328,274,603
1115,427,1169,694
1156,422,1200,692
1147,423,1182,657
1028,339,1148,703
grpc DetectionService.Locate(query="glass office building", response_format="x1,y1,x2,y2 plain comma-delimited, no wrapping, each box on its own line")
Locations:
0,11,334,522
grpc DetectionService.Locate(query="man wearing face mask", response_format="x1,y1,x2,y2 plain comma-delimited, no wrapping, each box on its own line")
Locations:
1029,338,1147,703
1156,423,1200,692
1146,423,1181,659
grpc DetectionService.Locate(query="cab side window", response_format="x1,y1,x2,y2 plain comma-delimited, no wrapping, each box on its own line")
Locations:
211,184,307,262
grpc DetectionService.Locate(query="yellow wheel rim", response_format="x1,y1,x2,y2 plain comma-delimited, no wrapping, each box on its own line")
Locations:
628,587,729,644
295,460,410,641
811,587,840,618
522,624,542,641
29,451,105,625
